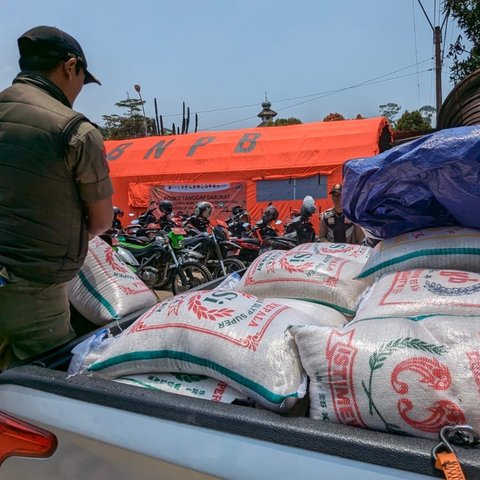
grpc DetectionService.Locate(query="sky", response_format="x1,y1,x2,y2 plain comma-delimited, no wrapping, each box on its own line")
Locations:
0,0,463,132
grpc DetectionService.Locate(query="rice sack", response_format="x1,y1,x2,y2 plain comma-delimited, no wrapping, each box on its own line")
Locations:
290,315,480,439
114,373,248,404
237,249,370,316
87,290,330,412
68,236,157,325
358,226,480,281
356,268,480,320
290,243,371,264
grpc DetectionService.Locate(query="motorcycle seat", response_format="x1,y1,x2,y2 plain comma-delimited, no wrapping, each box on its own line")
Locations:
233,237,260,246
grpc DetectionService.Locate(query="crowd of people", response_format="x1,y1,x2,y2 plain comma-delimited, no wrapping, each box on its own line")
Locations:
112,183,368,246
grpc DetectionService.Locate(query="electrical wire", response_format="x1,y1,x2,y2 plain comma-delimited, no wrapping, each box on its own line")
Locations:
201,67,432,131
160,58,433,120
417,0,434,31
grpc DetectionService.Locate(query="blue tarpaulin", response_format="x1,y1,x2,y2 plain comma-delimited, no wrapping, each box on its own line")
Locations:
342,126,480,239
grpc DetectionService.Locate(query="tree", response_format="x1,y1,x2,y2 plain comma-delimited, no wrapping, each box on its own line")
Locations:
101,97,156,140
396,110,432,131
354,114,365,120
379,103,401,127
263,117,302,127
419,105,436,124
323,112,345,122
443,0,480,83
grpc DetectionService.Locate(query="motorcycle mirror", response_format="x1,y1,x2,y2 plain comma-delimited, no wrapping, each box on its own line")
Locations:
130,219,139,225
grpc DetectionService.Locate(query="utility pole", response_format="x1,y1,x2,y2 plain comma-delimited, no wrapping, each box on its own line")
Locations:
434,25,442,123
416,0,444,124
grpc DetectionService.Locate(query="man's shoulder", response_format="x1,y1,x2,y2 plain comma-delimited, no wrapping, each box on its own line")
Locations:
321,208,335,218
68,119,104,148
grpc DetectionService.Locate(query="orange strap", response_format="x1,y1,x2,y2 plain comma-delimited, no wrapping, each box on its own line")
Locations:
435,452,466,480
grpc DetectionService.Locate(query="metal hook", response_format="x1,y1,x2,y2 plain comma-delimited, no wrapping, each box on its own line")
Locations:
432,425,479,460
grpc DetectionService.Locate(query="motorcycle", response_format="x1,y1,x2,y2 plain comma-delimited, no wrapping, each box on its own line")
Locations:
113,228,212,295
283,195,317,244
226,207,253,239
225,209,261,265
183,218,246,278
253,204,298,253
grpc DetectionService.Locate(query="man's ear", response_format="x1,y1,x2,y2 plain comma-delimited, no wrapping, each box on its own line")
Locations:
63,57,77,80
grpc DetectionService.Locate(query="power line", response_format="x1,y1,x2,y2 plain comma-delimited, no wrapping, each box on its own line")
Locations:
201,67,433,131
161,58,432,120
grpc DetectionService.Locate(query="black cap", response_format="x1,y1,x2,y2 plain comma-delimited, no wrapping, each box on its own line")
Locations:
18,26,101,85
329,183,342,194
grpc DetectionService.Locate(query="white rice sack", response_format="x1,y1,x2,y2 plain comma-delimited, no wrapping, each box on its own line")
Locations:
237,249,370,316
68,236,157,325
358,226,480,281
290,316,480,440
86,290,327,412
266,298,348,327
356,269,480,320
114,373,248,404
290,243,372,264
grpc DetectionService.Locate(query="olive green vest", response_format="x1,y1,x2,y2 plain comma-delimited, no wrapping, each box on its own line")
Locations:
0,78,89,283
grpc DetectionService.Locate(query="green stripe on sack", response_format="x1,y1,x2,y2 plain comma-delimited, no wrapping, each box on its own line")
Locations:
117,377,159,390
77,270,120,320
288,297,356,316
88,350,299,404
357,248,480,279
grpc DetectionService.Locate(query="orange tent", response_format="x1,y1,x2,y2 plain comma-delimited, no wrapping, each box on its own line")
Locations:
105,117,391,225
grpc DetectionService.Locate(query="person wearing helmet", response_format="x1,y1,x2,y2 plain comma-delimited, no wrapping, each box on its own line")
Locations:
228,206,251,238
158,200,173,216
138,200,160,226
318,184,364,244
112,206,124,230
255,204,280,238
157,200,177,231
300,195,316,218
189,201,213,232
262,204,279,224
285,196,317,243
231,206,244,217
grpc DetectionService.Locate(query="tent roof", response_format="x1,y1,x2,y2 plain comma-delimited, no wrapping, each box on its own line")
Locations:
105,117,391,181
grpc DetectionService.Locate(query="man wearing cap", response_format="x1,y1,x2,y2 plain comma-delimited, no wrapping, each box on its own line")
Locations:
318,184,364,244
0,26,113,368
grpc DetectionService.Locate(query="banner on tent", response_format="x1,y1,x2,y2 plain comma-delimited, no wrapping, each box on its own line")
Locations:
128,182,247,219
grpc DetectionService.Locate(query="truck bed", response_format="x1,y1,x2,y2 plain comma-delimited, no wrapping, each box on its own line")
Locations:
0,283,479,479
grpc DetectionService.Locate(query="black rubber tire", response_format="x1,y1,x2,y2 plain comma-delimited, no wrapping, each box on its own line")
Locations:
212,258,246,279
171,261,213,295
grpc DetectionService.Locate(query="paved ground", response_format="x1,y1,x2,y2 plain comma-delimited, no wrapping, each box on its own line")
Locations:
154,289,173,301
